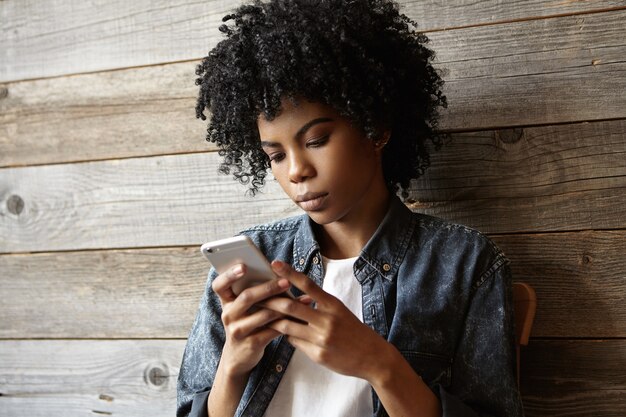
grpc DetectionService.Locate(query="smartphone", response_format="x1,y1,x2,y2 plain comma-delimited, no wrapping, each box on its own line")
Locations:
200,235,294,298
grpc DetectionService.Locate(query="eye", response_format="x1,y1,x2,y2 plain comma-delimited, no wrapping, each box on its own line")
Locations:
306,134,329,148
268,152,285,163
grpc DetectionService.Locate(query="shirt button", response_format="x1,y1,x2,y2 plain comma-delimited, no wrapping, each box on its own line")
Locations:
299,258,305,265
312,256,319,264
275,364,284,373
382,263,391,272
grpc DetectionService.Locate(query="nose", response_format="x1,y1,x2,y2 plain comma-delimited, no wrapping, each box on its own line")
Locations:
288,150,315,183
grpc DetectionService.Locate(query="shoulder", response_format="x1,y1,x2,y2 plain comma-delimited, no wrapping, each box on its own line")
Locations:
235,214,307,260
408,212,509,287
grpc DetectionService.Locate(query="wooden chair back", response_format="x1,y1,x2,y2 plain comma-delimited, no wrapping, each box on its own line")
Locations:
513,282,537,387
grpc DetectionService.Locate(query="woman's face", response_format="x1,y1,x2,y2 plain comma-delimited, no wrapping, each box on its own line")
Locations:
257,98,388,227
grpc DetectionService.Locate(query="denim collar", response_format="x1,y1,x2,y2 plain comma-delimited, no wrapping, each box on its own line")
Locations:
292,195,416,282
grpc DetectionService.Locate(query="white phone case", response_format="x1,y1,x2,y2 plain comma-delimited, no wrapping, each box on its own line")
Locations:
201,235,294,297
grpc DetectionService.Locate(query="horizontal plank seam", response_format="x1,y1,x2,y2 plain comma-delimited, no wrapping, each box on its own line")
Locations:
425,6,626,33
1,227,626,256
2,119,625,170
3,7,625,84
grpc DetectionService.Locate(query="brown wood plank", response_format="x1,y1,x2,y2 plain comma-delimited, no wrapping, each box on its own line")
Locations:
0,339,624,416
495,230,626,338
0,231,623,339
520,339,626,417
1,0,622,82
409,119,626,233
2,10,626,167
1,120,624,252
0,339,184,417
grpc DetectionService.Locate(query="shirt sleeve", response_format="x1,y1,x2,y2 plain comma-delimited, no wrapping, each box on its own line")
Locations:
176,268,224,417
434,261,525,417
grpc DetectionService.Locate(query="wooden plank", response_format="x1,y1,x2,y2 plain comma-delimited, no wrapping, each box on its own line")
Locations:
495,231,626,338
0,62,208,167
2,11,626,167
430,9,626,130
0,152,301,253
409,119,626,233
0,339,185,417
1,0,623,82
520,339,626,417
403,1,626,30
0,11,626,166
0,231,623,339
0,339,624,416
1,119,624,253
0,248,208,339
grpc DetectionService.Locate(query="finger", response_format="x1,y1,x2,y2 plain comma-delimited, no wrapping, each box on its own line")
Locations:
271,260,328,302
249,327,283,347
267,318,314,342
259,296,318,324
211,264,246,302
228,308,285,340
298,294,314,305
229,277,292,317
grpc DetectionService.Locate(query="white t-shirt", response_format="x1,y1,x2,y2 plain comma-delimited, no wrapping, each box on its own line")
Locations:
263,256,374,417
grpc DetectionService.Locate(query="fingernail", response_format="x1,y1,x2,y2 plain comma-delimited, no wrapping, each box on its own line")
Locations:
272,260,286,272
233,265,243,275
277,278,290,289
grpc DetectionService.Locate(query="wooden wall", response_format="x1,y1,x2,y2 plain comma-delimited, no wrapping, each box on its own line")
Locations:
1,1,625,415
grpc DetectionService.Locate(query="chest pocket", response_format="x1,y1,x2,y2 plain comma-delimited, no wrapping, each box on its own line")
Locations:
400,351,452,387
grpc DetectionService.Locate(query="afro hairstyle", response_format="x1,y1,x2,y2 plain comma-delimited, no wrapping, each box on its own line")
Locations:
194,0,448,198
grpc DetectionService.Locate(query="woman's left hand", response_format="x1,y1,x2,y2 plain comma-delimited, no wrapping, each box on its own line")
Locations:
258,259,391,381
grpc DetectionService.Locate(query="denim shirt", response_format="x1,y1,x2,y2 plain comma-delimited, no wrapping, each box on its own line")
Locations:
176,196,524,417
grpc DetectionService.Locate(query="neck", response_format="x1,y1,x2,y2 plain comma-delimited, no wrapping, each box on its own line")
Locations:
316,190,391,259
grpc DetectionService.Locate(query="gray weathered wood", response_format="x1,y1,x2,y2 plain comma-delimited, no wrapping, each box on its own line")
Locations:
407,119,626,233
0,247,208,339
1,0,623,82
2,119,624,253
0,151,301,253
0,231,624,339
0,339,183,417
0,339,624,416
0,62,208,167
2,10,626,167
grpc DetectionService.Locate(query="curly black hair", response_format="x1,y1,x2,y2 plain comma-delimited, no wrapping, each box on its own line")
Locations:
194,0,447,198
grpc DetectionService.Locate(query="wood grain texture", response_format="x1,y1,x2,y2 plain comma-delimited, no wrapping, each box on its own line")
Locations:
0,231,623,339
0,339,184,417
0,62,208,167
0,247,209,339
1,0,623,82
0,339,623,416
2,119,623,252
0,151,301,253
408,119,626,233
520,339,626,417
495,230,626,338
2,10,626,166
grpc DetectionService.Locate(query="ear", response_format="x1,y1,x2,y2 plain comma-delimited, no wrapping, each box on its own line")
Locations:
374,130,392,152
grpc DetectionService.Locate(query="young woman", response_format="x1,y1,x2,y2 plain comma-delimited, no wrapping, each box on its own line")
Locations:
177,1,524,416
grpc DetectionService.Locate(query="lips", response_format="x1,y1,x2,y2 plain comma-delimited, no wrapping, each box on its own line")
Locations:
295,192,329,211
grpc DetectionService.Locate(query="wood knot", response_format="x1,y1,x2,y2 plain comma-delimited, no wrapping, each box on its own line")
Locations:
581,255,592,265
496,128,524,144
0,86,8,99
144,363,169,388
7,195,24,215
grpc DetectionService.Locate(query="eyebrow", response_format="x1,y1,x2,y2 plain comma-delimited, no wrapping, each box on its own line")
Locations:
260,117,334,148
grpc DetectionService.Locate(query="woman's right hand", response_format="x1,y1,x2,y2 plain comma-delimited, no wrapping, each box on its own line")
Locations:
212,263,292,377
